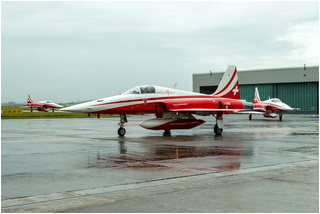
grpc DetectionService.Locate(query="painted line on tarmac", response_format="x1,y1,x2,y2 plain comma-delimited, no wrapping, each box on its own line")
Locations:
2,159,318,212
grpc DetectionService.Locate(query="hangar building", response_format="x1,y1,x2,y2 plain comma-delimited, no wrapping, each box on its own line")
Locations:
193,66,319,113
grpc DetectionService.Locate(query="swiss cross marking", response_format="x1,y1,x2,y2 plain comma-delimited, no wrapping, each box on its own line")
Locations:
232,86,239,95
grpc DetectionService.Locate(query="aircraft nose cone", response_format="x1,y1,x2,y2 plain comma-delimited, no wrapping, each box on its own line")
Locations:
61,105,87,113
60,106,76,113
286,106,294,111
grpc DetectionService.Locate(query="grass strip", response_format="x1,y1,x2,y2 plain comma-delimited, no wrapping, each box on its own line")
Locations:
1,106,118,119
1,112,118,119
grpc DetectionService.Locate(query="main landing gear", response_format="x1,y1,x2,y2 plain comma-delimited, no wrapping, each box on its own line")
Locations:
118,114,127,137
279,111,283,121
213,112,223,135
214,124,223,135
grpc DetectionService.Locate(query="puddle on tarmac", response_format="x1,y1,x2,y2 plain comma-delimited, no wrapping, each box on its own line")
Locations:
86,142,253,173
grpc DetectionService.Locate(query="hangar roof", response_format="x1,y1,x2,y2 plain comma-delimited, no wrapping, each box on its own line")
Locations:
193,66,319,92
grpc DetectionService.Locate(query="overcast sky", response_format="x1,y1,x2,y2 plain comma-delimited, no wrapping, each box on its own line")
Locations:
1,1,319,103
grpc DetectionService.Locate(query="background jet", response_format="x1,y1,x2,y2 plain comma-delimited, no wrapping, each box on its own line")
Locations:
247,87,297,121
26,94,63,112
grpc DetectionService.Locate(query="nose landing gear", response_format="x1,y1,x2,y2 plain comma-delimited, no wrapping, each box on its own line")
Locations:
279,111,283,121
118,114,127,136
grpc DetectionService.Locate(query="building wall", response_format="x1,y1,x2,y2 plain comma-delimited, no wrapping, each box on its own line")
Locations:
193,66,319,112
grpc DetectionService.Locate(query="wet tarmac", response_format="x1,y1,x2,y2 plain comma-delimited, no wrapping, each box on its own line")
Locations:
1,114,319,212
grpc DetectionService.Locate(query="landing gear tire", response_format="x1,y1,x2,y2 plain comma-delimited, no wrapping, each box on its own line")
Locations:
249,114,252,120
118,127,126,136
279,112,283,121
214,124,223,135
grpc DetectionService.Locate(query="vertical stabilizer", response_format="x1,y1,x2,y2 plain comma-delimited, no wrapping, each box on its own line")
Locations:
254,87,261,104
213,65,240,99
27,94,33,103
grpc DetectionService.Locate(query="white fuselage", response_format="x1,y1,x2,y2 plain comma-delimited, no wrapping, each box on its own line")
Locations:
62,85,204,114
259,98,294,111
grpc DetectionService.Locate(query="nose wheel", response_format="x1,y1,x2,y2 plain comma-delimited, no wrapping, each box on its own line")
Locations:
118,114,127,136
118,127,126,136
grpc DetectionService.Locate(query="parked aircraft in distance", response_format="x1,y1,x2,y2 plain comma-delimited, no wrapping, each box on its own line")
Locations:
61,65,253,136
26,94,63,112
245,87,296,121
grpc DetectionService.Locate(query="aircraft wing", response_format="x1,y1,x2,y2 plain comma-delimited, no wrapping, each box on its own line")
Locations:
235,110,266,115
235,108,266,113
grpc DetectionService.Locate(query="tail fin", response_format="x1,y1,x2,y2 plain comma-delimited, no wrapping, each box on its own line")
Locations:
254,87,261,104
212,65,240,99
27,94,33,103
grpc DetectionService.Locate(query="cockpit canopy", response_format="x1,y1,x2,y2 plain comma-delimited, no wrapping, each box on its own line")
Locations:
40,100,52,103
270,98,281,103
124,85,156,94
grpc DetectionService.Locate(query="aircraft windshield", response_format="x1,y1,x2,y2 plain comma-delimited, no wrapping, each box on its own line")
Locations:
270,98,281,103
124,87,140,94
124,86,155,94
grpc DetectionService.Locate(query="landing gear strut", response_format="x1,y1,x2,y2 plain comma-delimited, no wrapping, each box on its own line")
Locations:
164,129,171,134
163,129,171,137
118,114,127,136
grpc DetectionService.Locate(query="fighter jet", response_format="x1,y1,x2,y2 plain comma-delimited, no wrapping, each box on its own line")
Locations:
61,65,253,136
26,94,63,112
247,87,296,121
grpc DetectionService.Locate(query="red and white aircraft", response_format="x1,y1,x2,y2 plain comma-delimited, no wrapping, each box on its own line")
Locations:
247,87,295,121
61,65,253,136
26,94,63,112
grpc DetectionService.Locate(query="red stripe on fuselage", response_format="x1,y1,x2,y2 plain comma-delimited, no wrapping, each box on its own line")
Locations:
88,95,243,115
91,95,220,107
254,102,282,111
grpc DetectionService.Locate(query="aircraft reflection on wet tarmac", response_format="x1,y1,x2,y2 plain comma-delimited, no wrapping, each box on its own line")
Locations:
88,136,254,172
